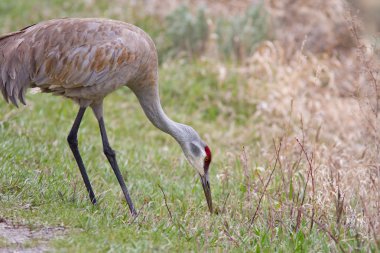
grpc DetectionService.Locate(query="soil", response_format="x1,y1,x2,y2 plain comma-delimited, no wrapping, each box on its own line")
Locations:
0,217,65,253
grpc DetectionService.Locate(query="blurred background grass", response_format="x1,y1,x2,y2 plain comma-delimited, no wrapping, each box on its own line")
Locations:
0,0,379,252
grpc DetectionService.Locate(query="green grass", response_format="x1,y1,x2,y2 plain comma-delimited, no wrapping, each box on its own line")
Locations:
0,1,376,252
0,61,364,252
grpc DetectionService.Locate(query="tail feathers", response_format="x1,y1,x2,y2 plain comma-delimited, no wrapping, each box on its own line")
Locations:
0,31,31,107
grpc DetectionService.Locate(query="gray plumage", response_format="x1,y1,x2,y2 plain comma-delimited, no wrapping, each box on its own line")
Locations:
0,18,155,107
0,18,213,213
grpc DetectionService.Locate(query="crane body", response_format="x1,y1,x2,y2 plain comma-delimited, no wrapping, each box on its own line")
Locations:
0,18,213,215
0,18,156,106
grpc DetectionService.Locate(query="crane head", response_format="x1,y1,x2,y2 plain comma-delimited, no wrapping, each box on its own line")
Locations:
182,138,213,214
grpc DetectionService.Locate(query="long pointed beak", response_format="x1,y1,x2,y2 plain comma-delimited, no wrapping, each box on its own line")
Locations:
200,173,213,213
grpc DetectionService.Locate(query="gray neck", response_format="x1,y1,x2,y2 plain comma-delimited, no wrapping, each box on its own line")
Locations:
134,86,186,143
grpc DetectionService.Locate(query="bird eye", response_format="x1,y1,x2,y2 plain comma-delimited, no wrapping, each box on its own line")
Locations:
204,156,209,163
190,143,201,156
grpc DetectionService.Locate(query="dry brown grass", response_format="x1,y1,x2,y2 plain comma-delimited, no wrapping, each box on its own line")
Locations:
247,40,378,233
266,0,354,55
235,0,379,245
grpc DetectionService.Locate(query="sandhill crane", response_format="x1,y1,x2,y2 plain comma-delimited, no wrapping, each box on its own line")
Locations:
0,18,213,215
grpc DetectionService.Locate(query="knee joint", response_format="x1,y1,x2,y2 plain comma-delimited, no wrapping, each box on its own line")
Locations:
67,134,78,145
103,146,115,157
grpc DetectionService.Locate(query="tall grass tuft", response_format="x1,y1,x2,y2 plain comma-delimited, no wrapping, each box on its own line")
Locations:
164,6,209,59
216,3,267,61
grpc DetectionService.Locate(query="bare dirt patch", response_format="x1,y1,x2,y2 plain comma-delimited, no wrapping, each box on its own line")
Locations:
0,218,65,253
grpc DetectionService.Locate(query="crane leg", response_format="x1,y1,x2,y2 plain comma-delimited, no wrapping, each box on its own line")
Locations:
97,117,137,216
67,107,97,204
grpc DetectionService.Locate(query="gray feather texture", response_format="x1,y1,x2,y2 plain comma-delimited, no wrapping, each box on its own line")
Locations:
0,18,209,176
0,18,157,107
